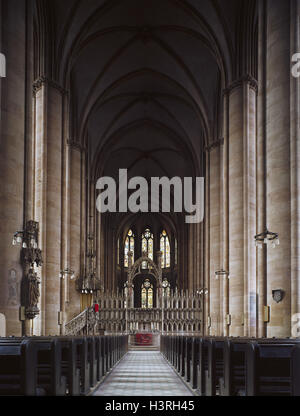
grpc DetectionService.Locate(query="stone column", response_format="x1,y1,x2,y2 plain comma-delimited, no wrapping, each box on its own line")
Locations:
0,0,27,336
257,0,268,338
80,149,87,287
227,77,257,337
96,209,102,288
221,92,230,336
291,0,300,332
265,0,292,337
187,224,194,291
66,142,82,322
207,143,221,335
33,78,65,336
204,151,210,335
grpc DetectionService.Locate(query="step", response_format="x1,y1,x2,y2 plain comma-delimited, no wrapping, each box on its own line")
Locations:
128,345,159,351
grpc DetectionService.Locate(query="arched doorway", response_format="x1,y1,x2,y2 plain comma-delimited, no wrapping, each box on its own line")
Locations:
126,252,163,336
133,274,157,308
127,252,162,306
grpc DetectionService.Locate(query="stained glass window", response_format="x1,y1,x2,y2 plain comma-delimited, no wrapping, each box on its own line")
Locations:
141,288,147,308
160,230,171,268
124,229,135,267
141,279,153,309
148,288,153,308
141,228,153,269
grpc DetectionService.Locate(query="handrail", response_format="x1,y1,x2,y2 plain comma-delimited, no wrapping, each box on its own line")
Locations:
64,308,89,336
66,308,88,326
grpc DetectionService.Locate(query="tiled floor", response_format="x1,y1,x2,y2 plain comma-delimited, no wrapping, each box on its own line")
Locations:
93,351,194,396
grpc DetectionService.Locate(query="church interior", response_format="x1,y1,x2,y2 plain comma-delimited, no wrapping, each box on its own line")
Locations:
0,0,300,398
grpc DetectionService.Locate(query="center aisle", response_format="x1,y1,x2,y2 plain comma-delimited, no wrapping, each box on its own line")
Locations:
93,351,194,396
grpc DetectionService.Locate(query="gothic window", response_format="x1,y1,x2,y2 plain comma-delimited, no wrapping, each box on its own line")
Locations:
141,279,153,309
142,228,153,269
160,230,171,268
124,229,135,267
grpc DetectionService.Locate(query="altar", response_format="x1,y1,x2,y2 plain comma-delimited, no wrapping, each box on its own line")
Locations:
128,332,161,350
135,333,153,346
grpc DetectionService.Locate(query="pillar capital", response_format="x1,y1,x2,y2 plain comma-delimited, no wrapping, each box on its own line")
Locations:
204,138,224,153
67,139,86,153
223,74,258,96
33,76,68,96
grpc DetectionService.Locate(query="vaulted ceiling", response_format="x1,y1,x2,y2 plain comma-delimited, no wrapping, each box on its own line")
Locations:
35,0,251,182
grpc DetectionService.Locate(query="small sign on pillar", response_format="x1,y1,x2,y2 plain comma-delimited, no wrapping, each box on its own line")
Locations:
0,53,6,78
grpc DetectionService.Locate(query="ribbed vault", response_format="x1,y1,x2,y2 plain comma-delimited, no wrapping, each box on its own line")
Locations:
34,0,247,178
32,0,257,291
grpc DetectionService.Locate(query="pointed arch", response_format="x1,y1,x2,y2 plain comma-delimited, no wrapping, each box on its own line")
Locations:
124,229,135,267
160,230,171,268
141,228,154,269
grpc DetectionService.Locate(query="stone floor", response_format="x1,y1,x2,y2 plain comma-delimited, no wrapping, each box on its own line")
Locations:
93,351,194,396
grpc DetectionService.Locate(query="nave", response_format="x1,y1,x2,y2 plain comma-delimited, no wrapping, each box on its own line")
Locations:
1,0,300,399
92,351,193,397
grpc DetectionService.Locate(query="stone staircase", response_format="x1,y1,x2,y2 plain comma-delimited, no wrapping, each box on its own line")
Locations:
128,344,160,351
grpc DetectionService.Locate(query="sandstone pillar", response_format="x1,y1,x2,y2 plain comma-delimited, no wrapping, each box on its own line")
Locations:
290,0,300,335
257,0,268,338
204,151,210,335
208,144,221,335
227,78,257,337
0,0,27,336
65,142,82,322
33,78,65,335
265,0,291,337
221,93,230,337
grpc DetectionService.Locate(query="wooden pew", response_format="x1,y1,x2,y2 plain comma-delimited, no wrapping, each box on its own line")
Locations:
190,337,200,389
184,337,193,383
180,336,186,377
0,338,37,395
219,337,299,396
171,336,176,366
99,336,106,377
219,338,250,396
94,336,103,382
86,337,97,388
33,337,67,396
205,337,226,396
292,343,300,396
59,337,81,396
74,337,90,395
197,337,208,396
106,336,112,372
112,336,117,367
118,335,126,362
0,335,128,396
161,335,300,397
172,336,177,371
162,335,168,361
247,339,300,396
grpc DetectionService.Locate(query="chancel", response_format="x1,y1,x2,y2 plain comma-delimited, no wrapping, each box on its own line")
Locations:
0,0,300,397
